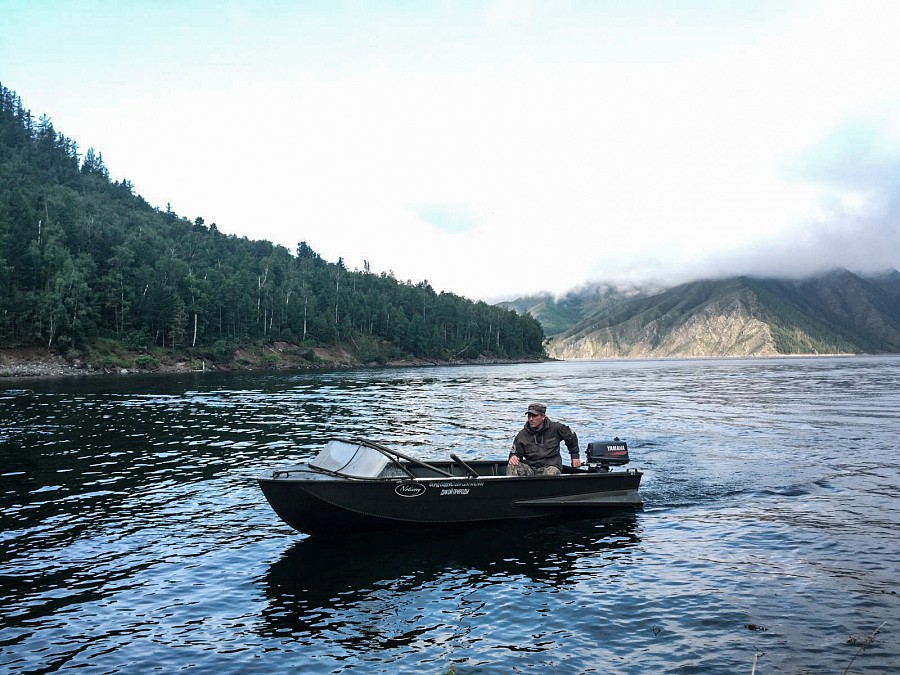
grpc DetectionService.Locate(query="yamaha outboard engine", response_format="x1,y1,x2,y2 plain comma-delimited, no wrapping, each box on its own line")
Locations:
585,437,629,472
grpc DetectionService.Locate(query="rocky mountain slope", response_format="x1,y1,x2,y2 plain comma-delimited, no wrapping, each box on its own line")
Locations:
515,270,900,359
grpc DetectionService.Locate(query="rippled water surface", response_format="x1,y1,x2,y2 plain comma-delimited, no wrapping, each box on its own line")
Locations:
2,357,898,673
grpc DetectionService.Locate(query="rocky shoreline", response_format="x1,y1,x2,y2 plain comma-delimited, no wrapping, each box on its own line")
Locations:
0,346,545,380
0,348,89,378
1,362,90,378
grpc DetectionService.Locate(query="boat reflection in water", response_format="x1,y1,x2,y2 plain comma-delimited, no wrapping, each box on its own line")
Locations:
258,513,641,644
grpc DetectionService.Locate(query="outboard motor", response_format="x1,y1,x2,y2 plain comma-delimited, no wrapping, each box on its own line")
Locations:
585,437,629,472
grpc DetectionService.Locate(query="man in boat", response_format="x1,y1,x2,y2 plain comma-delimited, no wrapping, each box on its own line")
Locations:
507,402,582,476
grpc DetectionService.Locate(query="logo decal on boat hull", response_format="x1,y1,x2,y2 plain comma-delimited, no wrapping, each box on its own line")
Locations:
395,483,426,497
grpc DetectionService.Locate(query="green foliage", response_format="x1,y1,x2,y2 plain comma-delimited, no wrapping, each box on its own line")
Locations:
92,353,131,370
0,83,545,363
200,339,239,362
134,354,159,370
84,337,131,370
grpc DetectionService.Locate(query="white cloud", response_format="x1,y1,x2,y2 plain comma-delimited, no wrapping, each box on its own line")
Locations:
3,0,899,300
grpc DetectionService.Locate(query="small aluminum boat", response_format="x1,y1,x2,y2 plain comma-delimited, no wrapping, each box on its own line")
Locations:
258,438,642,535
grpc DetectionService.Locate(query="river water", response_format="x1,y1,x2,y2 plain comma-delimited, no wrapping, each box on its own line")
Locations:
1,356,898,674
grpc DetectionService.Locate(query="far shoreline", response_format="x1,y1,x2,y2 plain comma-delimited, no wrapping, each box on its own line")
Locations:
0,345,550,382
4,346,895,384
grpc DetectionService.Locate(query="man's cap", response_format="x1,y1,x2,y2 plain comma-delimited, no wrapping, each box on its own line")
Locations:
526,403,547,416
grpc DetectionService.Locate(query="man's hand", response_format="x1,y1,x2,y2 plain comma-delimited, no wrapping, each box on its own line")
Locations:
572,458,582,468
508,454,521,466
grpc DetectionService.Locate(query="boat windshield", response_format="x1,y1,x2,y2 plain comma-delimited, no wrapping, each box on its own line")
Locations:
309,439,393,478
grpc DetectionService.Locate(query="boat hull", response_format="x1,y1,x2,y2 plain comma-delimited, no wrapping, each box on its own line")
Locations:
258,466,642,535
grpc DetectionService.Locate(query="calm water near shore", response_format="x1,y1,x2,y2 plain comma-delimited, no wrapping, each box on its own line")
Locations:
2,356,898,673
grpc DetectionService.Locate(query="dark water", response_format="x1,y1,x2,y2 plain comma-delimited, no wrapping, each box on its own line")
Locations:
1,357,898,674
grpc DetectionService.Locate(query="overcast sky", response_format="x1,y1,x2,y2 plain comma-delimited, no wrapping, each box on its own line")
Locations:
3,0,899,300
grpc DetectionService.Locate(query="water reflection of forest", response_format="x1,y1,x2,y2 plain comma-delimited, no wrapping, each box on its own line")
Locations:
258,514,641,640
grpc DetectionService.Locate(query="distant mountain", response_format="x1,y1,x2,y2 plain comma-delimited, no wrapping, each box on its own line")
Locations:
869,269,900,300
506,270,900,359
498,284,645,337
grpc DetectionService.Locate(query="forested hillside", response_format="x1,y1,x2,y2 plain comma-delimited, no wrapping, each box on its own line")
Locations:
0,84,544,371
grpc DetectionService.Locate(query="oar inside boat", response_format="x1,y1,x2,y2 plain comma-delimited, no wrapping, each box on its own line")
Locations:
450,453,480,478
